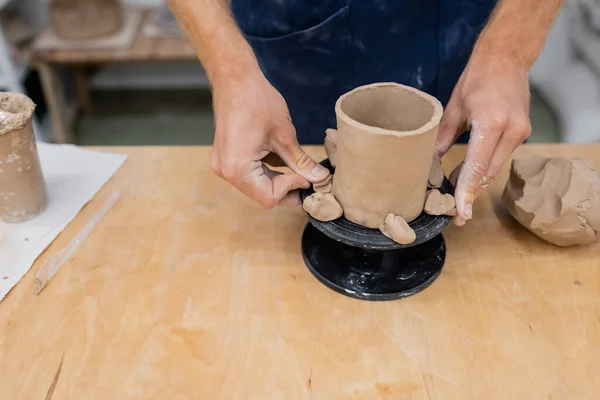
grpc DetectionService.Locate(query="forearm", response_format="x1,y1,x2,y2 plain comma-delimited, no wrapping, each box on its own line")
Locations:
166,0,262,87
472,0,564,68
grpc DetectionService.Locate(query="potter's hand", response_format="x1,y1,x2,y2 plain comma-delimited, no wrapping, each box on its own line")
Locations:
435,56,532,226
210,73,330,208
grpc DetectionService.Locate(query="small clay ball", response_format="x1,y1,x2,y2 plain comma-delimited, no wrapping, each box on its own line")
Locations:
302,192,343,221
424,189,456,216
428,155,444,189
313,174,333,193
379,213,416,244
324,128,338,167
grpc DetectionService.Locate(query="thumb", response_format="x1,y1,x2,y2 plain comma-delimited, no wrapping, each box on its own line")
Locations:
271,122,330,183
435,99,464,157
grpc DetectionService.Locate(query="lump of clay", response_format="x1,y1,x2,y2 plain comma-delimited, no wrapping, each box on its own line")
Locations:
503,156,600,247
324,128,338,167
424,189,456,216
303,192,343,221
428,155,444,189
313,174,333,193
379,214,416,244
50,0,124,41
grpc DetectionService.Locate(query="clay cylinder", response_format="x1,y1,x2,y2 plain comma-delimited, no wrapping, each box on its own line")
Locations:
331,83,443,228
49,0,124,41
0,93,47,223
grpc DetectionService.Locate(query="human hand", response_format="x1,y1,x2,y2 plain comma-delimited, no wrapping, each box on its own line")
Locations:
210,71,330,208
435,55,532,226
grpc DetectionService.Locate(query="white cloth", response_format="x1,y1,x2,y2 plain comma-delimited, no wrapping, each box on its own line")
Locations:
0,144,127,301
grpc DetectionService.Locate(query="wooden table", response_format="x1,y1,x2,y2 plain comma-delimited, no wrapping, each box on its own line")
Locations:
0,144,598,399
31,10,197,144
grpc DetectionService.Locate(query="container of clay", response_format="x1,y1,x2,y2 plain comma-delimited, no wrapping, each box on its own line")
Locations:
0,92,47,223
49,0,124,41
332,82,443,228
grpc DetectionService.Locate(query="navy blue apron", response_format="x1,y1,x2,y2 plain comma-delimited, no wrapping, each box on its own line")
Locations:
232,0,497,144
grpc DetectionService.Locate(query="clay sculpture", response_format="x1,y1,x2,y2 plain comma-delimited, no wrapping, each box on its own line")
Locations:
503,156,600,246
331,82,443,229
303,192,343,222
302,83,444,245
50,0,124,41
379,214,416,244
0,93,47,222
424,189,456,216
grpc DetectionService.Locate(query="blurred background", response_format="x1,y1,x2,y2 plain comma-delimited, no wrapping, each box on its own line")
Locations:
1,0,599,145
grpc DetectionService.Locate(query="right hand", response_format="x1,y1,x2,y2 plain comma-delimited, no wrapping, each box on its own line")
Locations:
210,72,330,208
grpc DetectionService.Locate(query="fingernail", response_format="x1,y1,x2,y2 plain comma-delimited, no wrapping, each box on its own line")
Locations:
464,204,473,220
311,164,329,180
454,216,466,226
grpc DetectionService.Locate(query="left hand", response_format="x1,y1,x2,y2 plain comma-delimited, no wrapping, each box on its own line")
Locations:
435,54,532,226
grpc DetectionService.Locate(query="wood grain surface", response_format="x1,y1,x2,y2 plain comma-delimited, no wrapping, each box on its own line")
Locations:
0,145,599,399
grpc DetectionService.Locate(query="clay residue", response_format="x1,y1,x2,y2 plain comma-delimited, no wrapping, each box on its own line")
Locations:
302,192,343,221
424,189,456,216
49,0,123,41
428,155,444,189
503,156,600,247
379,214,416,244
324,128,338,167
0,93,35,135
313,174,332,193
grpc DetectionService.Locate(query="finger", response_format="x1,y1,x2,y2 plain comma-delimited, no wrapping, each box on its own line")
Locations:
447,162,466,226
209,146,222,176
278,190,302,207
270,120,330,183
435,98,465,157
483,119,531,183
221,159,309,208
261,153,287,168
454,117,505,223
449,162,463,188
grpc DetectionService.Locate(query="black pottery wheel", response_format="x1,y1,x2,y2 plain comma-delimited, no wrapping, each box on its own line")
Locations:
300,159,453,301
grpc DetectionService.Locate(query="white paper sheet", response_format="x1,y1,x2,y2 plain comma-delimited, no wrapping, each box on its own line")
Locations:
0,144,127,301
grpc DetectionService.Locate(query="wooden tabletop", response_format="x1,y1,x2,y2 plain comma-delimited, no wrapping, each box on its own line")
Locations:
32,10,197,65
0,144,598,399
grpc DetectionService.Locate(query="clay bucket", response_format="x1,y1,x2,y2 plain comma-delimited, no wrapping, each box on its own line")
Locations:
331,82,443,228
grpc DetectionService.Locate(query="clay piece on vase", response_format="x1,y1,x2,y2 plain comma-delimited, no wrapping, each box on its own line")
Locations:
49,0,124,41
379,214,416,244
428,155,444,189
303,192,343,222
503,156,600,247
313,174,333,193
324,128,338,167
331,82,443,228
0,93,47,223
424,189,456,216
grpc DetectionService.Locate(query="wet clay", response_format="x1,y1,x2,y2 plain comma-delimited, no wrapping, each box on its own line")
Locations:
428,155,444,189
503,156,600,247
0,93,47,223
302,192,343,222
324,128,338,167
424,189,456,216
379,213,416,244
331,83,443,228
50,0,124,40
313,174,333,193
